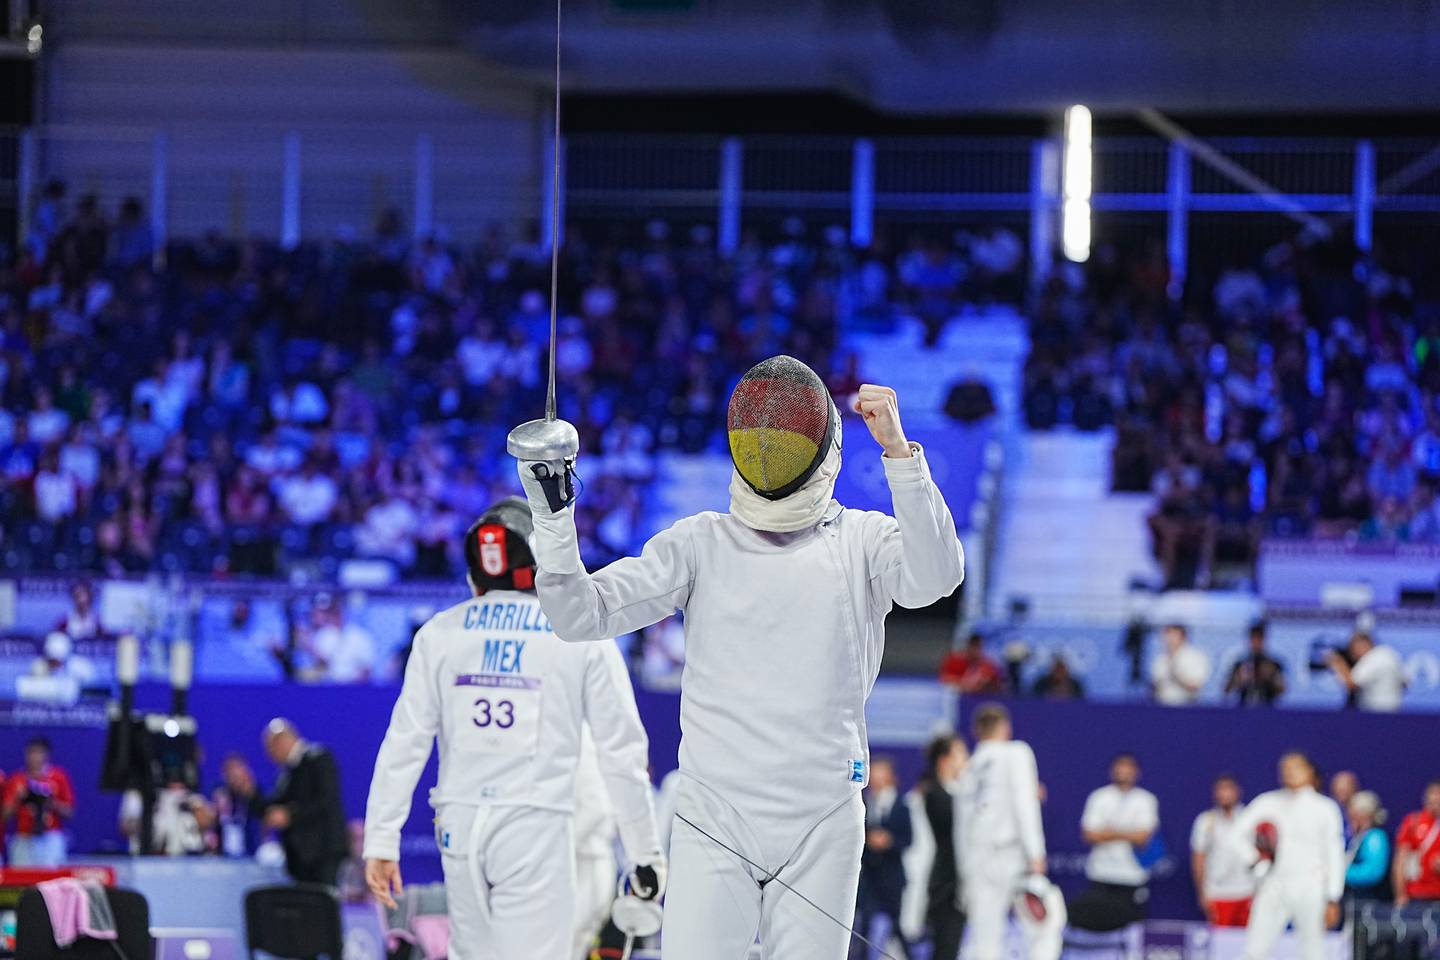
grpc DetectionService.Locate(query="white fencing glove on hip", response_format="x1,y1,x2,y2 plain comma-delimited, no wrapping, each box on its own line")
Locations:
515,458,583,575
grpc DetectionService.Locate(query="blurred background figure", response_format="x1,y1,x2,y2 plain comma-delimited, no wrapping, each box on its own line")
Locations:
211,752,266,858
1224,621,1286,707
938,633,1003,695
1070,753,1159,931
1151,624,1210,706
262,718,348,884
855,756,912,959
1345,791,1391,903
1392,779,1440,908
1329,632,1406,713
1031,655,1085,700
1233,752,1345,960
906,734,968,960
1190,774,1253,927
2,737,74,866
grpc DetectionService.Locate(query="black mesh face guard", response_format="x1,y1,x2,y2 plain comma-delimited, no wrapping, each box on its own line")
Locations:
727,355,838,500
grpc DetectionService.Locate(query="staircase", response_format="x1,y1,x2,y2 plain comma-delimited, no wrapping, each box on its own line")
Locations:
988,429,1160,622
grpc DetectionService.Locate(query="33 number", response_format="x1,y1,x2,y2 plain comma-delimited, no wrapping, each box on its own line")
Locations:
472,698,515,729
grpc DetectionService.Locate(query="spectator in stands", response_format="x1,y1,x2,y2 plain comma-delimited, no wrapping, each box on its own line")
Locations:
1150,623,1211,706
59,581,101,641
938,633,1004,695
2,737,75,866
111,196,155,268
1392,780,1440,907
263,718,348,885
856,755,912,958
29,630,96,686
1069,753,1159,931
1345,791,1391,902
212,753,266,858
1223,621,1286,706
1032,655,1085,700
1191,774,1254,926
297,594,377,684
942,374,996,424
1328,632,1406,712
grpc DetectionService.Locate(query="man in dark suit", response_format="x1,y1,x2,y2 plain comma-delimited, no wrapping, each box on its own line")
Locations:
920,735,969,960
263,718,348,885
854,756,912,959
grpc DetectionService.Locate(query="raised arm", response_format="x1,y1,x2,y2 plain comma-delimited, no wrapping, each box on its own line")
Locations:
852,384,964,609
870,446,966,609
535,515,695,643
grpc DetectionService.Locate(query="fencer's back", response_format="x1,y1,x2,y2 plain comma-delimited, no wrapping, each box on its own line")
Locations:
676,509,885,828
418,590,597,812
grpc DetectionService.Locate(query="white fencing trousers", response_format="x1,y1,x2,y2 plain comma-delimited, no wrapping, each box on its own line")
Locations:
435,803,576,960
961,846,1065,960
1243,876,1327,960
573,851,619,958
660,780,865,960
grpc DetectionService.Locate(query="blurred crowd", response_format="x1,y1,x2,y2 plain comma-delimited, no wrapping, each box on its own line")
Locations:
940,617,1409,713
1025,238,1440,589
0,184,1022,583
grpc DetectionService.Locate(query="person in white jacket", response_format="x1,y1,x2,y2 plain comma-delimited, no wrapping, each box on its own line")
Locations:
516,368,964,960
956,703,1056,960
1230,752,1345,960
361,498,665,960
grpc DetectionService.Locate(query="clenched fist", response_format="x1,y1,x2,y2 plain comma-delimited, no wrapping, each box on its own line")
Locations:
852,384,912,459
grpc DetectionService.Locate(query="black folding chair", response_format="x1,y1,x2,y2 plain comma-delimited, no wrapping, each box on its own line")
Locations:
243,884,344,960
15,885,152,960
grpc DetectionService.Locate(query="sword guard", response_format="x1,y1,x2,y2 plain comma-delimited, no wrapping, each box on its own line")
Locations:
507,418,580,462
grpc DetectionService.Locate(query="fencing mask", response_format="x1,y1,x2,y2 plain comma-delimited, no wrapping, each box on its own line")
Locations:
727,355,840,500
1013,875,1067,960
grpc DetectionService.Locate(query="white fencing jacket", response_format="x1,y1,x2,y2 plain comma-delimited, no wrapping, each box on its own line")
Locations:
536,447,963,837
957,739,1047,868
362,591,660,866
1229,786,1346,902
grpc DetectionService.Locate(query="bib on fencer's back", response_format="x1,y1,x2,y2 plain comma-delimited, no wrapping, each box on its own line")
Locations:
424,590,578,810
679,507,872,864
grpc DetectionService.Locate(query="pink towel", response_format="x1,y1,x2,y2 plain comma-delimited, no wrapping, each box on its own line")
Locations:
36,878,118,947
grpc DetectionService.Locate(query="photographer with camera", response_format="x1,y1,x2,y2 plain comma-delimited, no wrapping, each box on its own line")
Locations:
2,737,75,866
1327,632,1405,713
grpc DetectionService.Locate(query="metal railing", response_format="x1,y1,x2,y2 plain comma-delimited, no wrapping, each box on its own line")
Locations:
7,125,1440,282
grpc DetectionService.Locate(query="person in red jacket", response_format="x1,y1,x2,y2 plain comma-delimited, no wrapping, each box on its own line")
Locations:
1393,780,1440,906
2,737,75,866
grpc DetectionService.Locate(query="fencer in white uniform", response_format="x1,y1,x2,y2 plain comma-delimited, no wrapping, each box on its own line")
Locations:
573,732,621,959
1230,752,1345,960
362,498,665,960
516,363,964,960
956,703,1059,960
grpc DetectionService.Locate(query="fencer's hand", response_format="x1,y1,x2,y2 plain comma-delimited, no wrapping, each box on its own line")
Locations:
516,457,575,513
1325,902,1341,929
1029,857,1048,876
852,384,911,459
627,859,667,901
365,858,403,909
